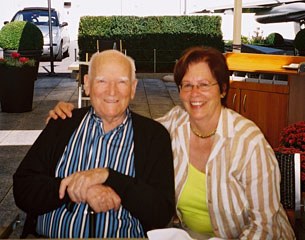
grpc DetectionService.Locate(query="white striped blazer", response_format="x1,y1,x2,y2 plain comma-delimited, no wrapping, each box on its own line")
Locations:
157,106,295,239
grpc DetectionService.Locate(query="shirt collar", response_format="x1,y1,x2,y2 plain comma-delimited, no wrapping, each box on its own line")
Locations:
89,107,132,134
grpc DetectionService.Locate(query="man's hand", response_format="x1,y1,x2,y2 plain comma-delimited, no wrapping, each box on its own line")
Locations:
59,168,109,203
46,101,75,124
87,184,121,213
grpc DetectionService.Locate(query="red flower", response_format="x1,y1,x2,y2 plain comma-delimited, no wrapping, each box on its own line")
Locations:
11,52,21,59
0,53,35,67
275,121,305,182
18,57,29,63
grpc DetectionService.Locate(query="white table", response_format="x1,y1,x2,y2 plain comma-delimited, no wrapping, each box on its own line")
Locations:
68,61,89,72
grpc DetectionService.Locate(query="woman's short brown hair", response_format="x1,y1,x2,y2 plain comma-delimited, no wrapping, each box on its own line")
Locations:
174,46,230,106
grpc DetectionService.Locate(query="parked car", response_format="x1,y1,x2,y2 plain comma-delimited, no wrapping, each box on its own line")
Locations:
7,7,70,61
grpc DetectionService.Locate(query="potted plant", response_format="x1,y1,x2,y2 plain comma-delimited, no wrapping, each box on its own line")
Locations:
0,52,37,112
0,21,43,113
0,21,43,71
274,121,305,191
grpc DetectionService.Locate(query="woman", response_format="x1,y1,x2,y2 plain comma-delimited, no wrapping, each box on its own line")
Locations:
48,47,294,239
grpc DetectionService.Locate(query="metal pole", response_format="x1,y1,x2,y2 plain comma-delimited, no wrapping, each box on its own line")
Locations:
233,0,242,53
153,49,156,73
48,0,55,75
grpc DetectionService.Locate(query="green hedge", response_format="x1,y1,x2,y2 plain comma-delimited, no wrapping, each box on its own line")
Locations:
78,15,224,72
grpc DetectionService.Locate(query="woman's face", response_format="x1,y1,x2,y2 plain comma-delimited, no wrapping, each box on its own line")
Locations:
179,61,223,123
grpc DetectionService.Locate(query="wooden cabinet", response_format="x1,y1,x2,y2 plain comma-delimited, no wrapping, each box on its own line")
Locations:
225,53,305,148
227,87,240,112
227,82,289,147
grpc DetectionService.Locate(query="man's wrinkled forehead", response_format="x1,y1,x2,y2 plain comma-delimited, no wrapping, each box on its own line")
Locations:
94,75,130,81
90,54,131,79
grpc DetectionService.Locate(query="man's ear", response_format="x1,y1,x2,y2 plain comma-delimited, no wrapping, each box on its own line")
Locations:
130,79,138,100
84,74,90,96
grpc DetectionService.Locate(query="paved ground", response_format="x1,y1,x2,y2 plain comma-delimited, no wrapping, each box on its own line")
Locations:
0,60,180,238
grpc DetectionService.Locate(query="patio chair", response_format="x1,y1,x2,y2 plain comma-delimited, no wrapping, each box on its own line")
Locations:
275,152,302,228
96,39,124,53
77,63,90,108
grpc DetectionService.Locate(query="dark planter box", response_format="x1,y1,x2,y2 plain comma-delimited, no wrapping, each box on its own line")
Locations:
0,65,37,112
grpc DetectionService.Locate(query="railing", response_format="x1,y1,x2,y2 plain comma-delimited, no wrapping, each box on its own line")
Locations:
75,47,181,73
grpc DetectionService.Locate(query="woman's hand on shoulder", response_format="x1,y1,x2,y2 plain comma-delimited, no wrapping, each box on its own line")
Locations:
46,101,75,124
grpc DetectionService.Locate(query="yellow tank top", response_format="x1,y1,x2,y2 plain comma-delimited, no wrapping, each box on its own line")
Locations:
177,164,213,234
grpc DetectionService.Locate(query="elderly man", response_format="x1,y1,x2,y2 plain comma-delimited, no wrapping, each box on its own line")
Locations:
13,50,175,238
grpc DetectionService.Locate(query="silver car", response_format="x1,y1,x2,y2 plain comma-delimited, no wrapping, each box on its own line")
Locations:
10,7,70,61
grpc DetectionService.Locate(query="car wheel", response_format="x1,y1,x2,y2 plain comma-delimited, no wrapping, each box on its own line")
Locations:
63,48,69,59
55,42,63,61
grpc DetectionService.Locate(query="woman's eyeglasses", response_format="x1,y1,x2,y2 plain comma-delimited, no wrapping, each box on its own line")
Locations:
179,82,218,92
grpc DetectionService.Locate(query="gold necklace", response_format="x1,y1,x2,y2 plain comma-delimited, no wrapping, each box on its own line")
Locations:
190,124,217,139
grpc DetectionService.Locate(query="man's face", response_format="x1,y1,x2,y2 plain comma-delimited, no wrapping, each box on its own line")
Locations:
84,52,137,127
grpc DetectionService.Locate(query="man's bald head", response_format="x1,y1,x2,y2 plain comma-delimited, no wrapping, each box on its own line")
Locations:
88,50,136,82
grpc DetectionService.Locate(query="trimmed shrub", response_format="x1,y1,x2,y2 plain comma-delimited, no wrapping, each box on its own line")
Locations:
78,15,224,72
0,21,43,51
265,32,284,46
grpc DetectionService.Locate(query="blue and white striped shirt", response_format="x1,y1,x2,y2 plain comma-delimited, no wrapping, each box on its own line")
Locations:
36,107,144,238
